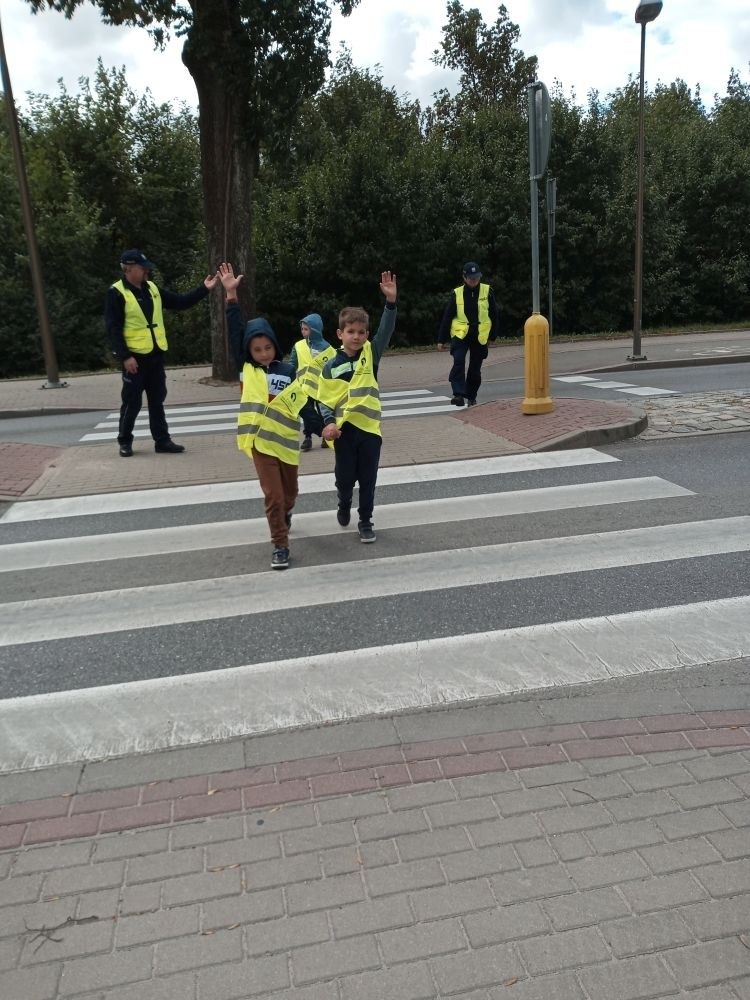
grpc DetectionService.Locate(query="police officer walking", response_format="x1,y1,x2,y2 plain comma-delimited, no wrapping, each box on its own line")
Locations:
437,261,498,407
105,249,219,457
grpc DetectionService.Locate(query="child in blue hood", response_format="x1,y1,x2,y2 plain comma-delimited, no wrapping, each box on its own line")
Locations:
219,262,307,570
288,313,336,452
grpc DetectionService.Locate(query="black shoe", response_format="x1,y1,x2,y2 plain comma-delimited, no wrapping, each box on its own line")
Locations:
450,395,465,407
300,436,312,452
119,443,133,458
271,546,289,569
285,511,292,530
155,440,185,454
321,438,328,448
337,506,351,527
358,522,376,544
466,398,477,407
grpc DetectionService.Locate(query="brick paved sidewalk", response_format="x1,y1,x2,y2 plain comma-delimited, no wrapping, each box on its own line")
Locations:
2,696,749,999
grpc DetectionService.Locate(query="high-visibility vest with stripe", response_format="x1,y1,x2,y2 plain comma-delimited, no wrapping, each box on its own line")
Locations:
450,283,492,344
294,340,336,400
112,279,168,353
237,364,308,466
317,341,381,440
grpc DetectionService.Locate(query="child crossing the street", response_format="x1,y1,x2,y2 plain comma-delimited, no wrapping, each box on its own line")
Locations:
288,313,336,452
318,271,398,544
219,262,308,570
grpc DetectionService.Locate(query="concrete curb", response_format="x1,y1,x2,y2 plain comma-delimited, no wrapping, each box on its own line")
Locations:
0,407,102,420
536,412,649,452
585,352,750,375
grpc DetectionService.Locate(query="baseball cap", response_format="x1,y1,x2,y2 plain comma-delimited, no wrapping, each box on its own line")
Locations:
120,249,156,270
463,261,482,278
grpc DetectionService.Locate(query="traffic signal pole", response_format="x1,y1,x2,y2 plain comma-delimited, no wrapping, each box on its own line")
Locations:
522,82,553,416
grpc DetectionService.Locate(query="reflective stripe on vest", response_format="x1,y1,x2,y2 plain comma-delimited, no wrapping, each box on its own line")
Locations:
450,283,491,344
317,341,381,437
237,365,308,465
113,279,167,354
295,340,336,399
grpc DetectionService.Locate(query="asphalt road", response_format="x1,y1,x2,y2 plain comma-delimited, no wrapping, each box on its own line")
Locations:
1,431,749,701
1,359,749,446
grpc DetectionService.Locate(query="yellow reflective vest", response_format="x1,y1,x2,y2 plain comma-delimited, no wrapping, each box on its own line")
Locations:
112,279,168,354
294,340,336,400
237,364,308,466
317,341,381,441
450,283,492,345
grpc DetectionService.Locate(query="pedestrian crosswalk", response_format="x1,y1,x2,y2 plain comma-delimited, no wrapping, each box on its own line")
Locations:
553,374,678,397
1,447,748,772
77,389,455,443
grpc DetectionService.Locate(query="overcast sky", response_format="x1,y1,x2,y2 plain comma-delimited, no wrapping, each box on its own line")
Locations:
3,0,749,112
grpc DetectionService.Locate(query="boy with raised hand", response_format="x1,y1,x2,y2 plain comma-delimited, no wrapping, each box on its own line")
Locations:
218,262,308,570
318,271,398,544
288,313,336,451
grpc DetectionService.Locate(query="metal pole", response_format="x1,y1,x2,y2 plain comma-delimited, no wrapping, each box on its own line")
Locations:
546,177,555,338
0,10,64,388
630,21,648,361
527,85,540,314
530,176,540,314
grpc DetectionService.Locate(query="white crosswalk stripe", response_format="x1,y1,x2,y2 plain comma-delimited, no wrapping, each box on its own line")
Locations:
78,389,455,442
1,446,748,771
553,374,678,397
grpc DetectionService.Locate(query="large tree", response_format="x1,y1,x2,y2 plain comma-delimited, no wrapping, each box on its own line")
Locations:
26,0,359,379
431,1,537,126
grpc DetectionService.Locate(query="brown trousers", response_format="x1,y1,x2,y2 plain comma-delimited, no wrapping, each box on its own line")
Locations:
252,447,298,548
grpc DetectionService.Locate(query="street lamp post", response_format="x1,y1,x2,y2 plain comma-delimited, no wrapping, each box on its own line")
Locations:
629,0,663,362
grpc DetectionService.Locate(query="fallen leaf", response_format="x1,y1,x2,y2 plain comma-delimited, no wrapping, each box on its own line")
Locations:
201,930,215,936
740,934,750,950
503,977,519,987
227,923,241,930
207,788,218,796
268,806,282,814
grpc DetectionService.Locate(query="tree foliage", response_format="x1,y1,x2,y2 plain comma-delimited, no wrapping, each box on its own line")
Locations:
23,0,360,378
0,67,205,377
3,2,750,376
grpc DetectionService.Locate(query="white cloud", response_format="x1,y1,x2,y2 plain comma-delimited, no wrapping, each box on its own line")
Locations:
2,0,748,112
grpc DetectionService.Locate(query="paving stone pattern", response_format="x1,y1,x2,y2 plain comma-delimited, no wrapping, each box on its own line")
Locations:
639,389,750,440
0,714,749,998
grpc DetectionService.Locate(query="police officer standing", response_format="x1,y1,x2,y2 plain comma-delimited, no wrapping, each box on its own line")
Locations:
437,261,498,407
105,249,219,457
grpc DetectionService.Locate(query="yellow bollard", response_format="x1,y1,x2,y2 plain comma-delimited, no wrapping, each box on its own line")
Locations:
522,311,554,414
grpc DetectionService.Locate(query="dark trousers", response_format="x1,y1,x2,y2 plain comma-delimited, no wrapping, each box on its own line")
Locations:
334,423,381,525
118,352,170,446
448,335,488,401
300,398,323,437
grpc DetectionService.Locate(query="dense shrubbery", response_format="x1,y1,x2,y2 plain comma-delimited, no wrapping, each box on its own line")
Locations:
2,11,749,376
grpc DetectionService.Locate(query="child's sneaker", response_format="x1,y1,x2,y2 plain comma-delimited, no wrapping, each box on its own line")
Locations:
271,546,290,569
358,522,376,544
337,506,351,527
300,436,312,452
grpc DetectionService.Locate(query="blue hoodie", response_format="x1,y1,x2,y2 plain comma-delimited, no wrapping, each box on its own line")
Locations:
226,304,294,397
289,312,331,372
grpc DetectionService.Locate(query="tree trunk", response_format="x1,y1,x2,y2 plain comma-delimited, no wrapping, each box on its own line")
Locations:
182,2,257,381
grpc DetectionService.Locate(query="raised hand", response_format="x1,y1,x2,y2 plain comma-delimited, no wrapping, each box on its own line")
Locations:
217,262,244,294
203,271,220,290
379,271,397,303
